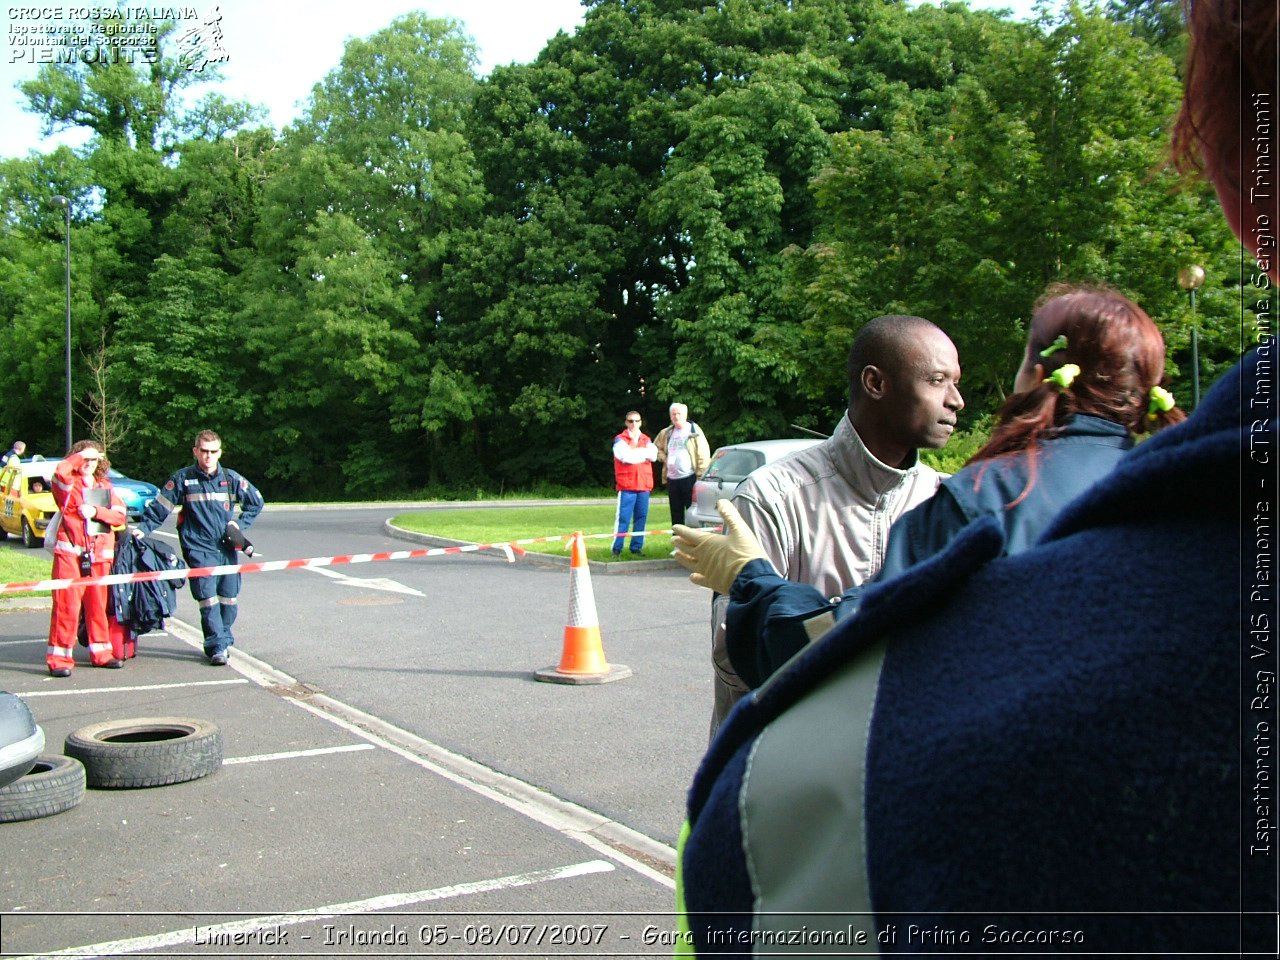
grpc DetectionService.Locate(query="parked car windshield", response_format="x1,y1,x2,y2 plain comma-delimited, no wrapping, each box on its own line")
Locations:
702,448,766,484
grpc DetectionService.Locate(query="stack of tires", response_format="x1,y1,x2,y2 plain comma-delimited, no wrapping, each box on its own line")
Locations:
0,710,222,823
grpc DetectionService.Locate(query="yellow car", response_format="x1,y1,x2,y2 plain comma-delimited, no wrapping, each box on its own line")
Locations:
0,460,58,548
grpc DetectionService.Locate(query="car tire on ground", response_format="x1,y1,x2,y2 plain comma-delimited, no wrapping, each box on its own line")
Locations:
20,519,38,549
64,717,223,789
0,754,86,822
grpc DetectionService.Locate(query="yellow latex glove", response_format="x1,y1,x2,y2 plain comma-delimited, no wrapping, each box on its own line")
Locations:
672,499,767,594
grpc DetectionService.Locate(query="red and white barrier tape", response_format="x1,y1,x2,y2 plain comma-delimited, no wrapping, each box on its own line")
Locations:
0,528,678,595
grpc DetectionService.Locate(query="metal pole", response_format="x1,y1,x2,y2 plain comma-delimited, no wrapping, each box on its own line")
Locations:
1177,264,1205,411
1190,287,1200,409
51,195,72,450
62,202,72,451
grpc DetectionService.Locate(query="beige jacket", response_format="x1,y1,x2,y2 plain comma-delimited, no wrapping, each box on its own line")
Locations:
654,422,711,484
709,414,944,732
733,415,944,594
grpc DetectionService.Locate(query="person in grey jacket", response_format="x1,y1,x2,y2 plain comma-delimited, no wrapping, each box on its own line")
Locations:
708,315,962,734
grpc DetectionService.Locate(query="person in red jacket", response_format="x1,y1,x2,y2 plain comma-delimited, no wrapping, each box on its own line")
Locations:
46,441,128,677
612,411,658,556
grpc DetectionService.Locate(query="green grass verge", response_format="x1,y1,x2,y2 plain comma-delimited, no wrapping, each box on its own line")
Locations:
390,503,674,563
0,540,54,597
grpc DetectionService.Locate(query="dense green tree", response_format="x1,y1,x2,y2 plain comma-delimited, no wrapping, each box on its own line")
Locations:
785,1,1235,421
235,13,485,494
647,49,845,438
0,149,107,454
458,0,905,475
0,0,1251,498
6,16,262,469
1104,0,1186,64
20,17,251,151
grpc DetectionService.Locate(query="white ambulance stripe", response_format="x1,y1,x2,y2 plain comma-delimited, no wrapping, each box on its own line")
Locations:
185,491,231,503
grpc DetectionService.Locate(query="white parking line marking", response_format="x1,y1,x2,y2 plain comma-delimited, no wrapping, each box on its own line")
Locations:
12,860,615,959
291,696,678,889
15,679,248,698
223,743,375,765
164,617,678,887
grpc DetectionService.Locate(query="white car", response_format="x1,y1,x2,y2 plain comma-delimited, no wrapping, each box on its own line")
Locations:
686,439,823,528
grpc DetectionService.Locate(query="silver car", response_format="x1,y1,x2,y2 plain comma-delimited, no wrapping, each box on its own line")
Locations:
686,439,822,528
0,692,44,788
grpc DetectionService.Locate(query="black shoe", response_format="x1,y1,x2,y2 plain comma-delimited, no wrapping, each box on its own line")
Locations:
49,667,71,678
99,659,124,669
209,651,229,666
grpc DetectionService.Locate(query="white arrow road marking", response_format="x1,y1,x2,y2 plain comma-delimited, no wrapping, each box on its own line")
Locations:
143,529,425,595
303,565,426,597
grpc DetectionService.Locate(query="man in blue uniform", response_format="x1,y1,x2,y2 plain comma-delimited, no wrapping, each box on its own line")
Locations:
137,430,264,665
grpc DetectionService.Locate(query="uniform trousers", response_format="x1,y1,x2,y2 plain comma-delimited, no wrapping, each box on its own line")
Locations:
47,553,120,670
186,546,240,657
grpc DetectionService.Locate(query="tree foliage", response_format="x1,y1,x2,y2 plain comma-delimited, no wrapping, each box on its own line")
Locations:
0,0,1249,497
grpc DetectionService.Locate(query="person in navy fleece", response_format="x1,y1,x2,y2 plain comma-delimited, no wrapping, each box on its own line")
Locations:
672,0,1278,954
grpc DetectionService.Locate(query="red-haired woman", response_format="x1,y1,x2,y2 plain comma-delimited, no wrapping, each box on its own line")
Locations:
874,284,1185,568
46,441,128,677
676,284,1184,688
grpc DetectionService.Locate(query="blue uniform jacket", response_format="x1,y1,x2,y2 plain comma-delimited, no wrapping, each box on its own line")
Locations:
139,464,263,559
726,414,1132,688
679,348,1276,955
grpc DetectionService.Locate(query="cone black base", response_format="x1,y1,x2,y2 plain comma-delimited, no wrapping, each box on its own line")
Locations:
534,663,632,685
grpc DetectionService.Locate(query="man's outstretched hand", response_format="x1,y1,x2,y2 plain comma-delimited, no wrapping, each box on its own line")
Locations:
672,499,766,594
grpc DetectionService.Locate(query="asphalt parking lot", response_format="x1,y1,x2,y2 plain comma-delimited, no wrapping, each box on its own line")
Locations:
0,598,683,958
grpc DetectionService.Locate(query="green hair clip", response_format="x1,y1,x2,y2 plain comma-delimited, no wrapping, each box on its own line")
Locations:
1148,385,1175,419
1039,334,1069,358
1044,363,1080,391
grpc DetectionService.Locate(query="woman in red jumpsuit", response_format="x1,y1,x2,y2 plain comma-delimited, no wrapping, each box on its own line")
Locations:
46,441,128,677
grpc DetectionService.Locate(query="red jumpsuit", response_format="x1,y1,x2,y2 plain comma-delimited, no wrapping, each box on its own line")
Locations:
47,453,128,672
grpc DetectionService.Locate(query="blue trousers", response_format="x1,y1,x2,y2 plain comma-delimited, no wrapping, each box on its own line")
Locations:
613,490,650,554
186,546,240,656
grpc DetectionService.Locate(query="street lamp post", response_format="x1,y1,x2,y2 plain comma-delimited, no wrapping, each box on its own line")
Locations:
1178,264,1206,409
51,195,72,451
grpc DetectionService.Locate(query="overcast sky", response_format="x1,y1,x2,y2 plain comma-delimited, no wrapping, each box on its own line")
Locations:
0,0,1045,160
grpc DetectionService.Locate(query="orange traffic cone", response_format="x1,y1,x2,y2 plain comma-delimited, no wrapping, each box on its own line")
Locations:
535,532,632,685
